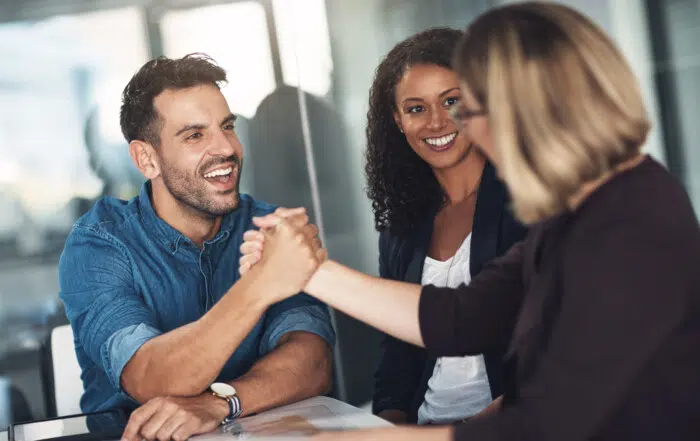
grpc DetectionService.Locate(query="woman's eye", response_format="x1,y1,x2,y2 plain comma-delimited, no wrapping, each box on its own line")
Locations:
445,96,461,106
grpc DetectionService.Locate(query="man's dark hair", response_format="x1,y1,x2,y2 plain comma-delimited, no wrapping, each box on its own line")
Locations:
119,53,227,146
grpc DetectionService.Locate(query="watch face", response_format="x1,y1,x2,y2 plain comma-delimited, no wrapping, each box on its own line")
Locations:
211,382,236,397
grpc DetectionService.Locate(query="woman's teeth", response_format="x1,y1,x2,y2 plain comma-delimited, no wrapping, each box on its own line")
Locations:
204,166,233,178
425,133,457,147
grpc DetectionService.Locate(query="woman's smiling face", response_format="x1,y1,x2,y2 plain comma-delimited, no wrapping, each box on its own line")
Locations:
393,63,474,171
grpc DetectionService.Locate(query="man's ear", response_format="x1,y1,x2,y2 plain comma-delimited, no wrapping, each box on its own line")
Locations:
129,140,161,180
393,112,404,134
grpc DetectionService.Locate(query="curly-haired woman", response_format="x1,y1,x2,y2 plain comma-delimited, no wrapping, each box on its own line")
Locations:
241,25,529,427
365,27,526,426
238,27,526,425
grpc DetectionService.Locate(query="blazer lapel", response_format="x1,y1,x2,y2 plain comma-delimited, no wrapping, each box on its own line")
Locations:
471,162,507,276
403,215,434,284
406,162,508,282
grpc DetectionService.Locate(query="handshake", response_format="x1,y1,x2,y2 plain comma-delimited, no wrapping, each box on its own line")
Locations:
239,207,327,301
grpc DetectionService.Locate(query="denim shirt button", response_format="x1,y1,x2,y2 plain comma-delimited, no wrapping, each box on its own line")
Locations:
169,243,176,251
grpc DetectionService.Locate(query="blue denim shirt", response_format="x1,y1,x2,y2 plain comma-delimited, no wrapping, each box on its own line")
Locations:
58,183,335,413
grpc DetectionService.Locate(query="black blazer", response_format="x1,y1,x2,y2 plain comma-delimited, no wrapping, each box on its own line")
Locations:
372,162,527,422
419,157,700,441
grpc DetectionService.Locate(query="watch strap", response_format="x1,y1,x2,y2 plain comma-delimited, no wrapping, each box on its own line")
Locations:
221,394,242,424
231,395,243,419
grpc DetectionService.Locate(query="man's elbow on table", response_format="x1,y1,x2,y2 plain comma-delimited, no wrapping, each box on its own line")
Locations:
313,356,334,397
120,346,213,403
285,332,334,398
295,341,334,398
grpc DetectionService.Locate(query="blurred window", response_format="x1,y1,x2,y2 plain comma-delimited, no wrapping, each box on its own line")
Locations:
0,5,148,358
646,0,700,215
161,2,276,119
272,0,333,97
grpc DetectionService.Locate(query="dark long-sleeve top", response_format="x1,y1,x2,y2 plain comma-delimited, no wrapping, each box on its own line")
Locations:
372,162,527,422
419,157,700,441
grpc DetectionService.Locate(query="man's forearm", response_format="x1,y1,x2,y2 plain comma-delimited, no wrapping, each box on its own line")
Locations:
231,331,332,417
121,271,273,402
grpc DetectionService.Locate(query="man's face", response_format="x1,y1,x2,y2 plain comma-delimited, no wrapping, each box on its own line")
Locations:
152,84,243,217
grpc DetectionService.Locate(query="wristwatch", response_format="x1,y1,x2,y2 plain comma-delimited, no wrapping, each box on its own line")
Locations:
210,382,242,423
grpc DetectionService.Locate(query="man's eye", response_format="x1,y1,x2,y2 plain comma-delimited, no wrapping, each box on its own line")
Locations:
187,132,202,141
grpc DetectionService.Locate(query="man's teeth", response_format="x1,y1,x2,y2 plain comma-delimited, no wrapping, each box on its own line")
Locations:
204,166,233,178
425,133,457,147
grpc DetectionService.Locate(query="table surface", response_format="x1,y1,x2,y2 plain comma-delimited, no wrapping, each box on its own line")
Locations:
195,396,391,440
0,396,390,441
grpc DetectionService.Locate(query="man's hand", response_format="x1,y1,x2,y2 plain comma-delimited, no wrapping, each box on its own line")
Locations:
239,207,323,276
121,394,228,441
245,212,326,305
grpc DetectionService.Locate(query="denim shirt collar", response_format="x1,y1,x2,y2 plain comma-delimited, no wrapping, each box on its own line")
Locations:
137,181,236,254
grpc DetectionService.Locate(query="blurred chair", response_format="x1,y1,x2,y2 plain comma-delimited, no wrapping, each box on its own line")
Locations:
10,384,33,423
0,376,32,427
40,325,82,417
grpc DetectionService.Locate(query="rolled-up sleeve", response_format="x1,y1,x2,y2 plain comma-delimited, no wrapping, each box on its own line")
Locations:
102,323,161,389
259,293,336,355
59,226,162,390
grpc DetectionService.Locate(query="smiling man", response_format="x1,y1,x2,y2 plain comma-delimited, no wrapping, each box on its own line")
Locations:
58,54,335,441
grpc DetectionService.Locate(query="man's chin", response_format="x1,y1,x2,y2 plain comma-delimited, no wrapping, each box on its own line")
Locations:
206,193,240,217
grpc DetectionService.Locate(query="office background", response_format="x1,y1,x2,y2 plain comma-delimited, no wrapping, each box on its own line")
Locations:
0,0,697,424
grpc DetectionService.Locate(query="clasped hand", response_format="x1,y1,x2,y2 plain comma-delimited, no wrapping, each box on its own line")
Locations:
240,207,326,302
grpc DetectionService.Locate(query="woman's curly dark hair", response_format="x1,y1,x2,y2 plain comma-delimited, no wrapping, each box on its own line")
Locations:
365,28,464,235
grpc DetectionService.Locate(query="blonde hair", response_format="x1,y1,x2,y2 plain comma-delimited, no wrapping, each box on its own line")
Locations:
453,2,651,224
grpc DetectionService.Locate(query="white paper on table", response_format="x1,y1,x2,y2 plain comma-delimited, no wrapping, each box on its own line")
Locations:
192,396,392,440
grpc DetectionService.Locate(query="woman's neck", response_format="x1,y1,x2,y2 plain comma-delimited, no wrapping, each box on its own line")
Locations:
433,150,486,205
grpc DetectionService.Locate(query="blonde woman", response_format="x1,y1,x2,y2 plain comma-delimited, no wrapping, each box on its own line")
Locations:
239,2,700,441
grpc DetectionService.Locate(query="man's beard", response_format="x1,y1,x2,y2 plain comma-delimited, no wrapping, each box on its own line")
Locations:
161,155,243,218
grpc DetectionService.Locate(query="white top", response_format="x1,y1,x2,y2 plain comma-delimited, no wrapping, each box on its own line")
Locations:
417,234,493,425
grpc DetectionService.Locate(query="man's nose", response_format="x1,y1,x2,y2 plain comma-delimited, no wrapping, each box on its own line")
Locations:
210,129,239,157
